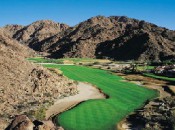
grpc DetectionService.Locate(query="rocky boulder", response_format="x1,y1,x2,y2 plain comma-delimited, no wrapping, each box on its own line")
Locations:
7,115,34,130
7,115,63,130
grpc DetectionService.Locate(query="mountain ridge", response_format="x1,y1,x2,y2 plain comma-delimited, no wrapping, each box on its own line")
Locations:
3,16,175,61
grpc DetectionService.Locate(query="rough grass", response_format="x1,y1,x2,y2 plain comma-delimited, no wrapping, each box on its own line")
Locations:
43,65,158,130
27,57,110,64
137,66,155,71
27,57,64,64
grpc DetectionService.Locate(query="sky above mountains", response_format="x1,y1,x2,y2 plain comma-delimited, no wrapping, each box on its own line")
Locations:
0,0,174,30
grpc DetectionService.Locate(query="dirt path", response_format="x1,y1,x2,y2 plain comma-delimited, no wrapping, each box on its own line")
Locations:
45,82,106,119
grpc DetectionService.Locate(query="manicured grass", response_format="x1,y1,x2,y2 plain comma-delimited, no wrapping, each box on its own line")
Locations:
43,65,158,130
143,73,175,82
137,66,155,71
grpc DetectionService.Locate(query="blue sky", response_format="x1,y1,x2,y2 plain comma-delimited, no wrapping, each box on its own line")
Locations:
0,0,174,30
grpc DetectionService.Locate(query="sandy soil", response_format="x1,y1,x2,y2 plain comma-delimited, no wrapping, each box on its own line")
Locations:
169,85,175,93
45,82,106,119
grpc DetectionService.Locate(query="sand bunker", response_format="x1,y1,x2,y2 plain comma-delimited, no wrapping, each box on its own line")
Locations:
46,82,106,119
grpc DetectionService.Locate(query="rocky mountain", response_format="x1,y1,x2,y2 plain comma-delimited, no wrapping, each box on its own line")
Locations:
42,16,175,61
2,24,23,37
0,29,77,129
4,16,175,61
0,28,34,57
12,20,69,51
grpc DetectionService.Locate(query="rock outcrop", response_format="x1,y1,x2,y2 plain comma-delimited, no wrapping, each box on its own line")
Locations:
7,115,34,130
7,115,63,130
0,29,77,129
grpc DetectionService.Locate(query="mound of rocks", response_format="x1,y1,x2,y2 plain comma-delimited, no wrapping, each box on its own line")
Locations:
7,115,34,130
7,115,64,130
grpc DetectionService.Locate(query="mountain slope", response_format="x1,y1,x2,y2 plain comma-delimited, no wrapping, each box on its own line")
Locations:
96,27,175,61
2,24,24,37
12,20,69,51
0,29,77,129
6,16,175,61
39,16,175,61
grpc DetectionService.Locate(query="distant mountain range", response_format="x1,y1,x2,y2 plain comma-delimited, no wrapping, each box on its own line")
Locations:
2,16,175,61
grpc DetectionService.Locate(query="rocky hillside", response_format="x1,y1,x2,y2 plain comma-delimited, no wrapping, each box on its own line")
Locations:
2,24,23,37
44,16,175,61
12,20,69,51
4,16,175,61
0,29,77,129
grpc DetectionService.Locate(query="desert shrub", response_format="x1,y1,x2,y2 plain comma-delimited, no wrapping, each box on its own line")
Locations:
93,61,100,65
48,68,63,76
30,107,46,120
55,61,64,64
29,101,39,106
43,92,52,97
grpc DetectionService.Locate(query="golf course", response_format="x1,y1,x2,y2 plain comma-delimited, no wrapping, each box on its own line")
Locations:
143,73,175,82
43,64,158,130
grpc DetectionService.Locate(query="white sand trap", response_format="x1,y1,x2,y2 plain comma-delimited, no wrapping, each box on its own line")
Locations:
45,82,106,119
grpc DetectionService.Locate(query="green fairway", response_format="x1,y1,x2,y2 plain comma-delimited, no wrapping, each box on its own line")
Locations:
143,73,175,82
43,64,158,130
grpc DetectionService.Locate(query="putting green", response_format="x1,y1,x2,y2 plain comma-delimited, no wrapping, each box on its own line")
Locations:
43,65,158,130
